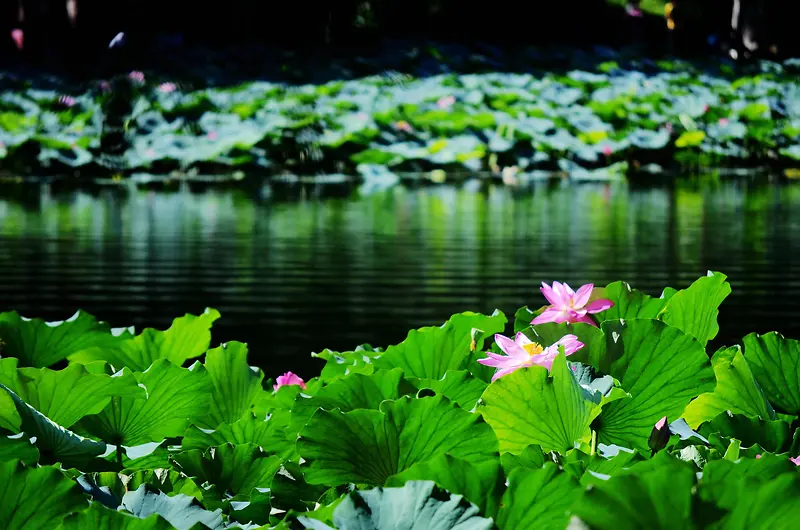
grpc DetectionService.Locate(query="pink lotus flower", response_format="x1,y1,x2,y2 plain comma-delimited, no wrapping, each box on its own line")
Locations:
437,95,456,109
273,371,306,391
703,104,710,113
755,454,762,459
626,4,643,17
532,282,614,327
129,71,145,83
58,95,76,108
158,82,177,93
10,29,23,51
791,455,800,465
478,333,584,381
602,145,613,156
718,118,729,126
394,120,413,132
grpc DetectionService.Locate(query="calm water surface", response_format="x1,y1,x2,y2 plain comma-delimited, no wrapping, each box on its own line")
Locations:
1,177,799,377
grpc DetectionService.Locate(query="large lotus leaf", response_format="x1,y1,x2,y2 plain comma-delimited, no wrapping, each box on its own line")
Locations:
386,455,505,518
170,443,281,499
682,346,775,429
0,358,142,432
0,460,88,530
479,353,600,454
699,412,793,454
0,435,38,464
374,311,507,380
195,341,263,430
268,460,330,515
742,332,800,415
313,345,382,382
594,281,673,322
495,463,582,530
572,454,697,530
297,395,498,487
499,444,547,475
659,271,731,346
59,502,173,530
699,454,797,513
121,485,224,530
408,370,487,411
80,360,212,446
291,368,412,432
1,383,107,466
182,413,292,455
594,319,715,452
331,480,493,530
628,128,670,149
70,308,220,372
0,310,125,368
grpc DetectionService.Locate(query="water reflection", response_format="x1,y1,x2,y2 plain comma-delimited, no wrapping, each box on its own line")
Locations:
1,178,798,377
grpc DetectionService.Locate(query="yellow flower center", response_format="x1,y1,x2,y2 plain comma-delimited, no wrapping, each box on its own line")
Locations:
522,342,545,358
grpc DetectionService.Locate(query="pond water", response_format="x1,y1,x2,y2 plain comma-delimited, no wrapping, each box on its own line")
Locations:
1,176,798,378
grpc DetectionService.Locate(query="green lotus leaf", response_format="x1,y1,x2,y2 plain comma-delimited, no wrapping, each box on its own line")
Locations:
59,502,173,530
594,319,715,452
332,480,493,530
69,308,220,372
375,310,507,380
675,130,706,148
572,453,697,530
121,485,224,530
0,460,88,530
700,453,795,506
659,271,731,346
170,443,282,500
594,281,673,322
291,368,413,432
0,435,39,465
495,463,582,530
408,370,487,411
699,412,793,454
79,359,212,446
312,344,382,382
0,310,126,368
0,358,142,432
479,353,600,454
742,332,800,415
683,346,775,429
183,413,292,455
195,341,263,430
268,460,330,515
297,395,498,487
499,444,547,475
124,469,203,500
0,383,107,466
386,454,505,518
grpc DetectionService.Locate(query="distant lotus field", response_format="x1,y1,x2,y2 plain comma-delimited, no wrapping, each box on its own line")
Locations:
0,55,798,179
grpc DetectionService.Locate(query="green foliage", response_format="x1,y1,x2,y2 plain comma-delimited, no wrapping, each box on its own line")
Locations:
0,272,798,528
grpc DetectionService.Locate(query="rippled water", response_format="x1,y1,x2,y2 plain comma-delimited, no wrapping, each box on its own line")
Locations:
1,177,799,377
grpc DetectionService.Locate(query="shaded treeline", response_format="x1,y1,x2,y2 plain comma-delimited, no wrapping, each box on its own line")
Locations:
0,0,797,80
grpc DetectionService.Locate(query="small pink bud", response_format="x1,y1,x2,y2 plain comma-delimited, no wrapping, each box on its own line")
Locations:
157,82,177,94
394,120,412,132
602,145,613,156
703,104,709,113
58,95,76,108
99,80,111,92
755,454,762,459
718,118,729,126
207,131,218,141
10,29,23,51
437,95,456,109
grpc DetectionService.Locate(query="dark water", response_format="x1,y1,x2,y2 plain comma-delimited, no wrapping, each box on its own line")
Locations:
1,176,799,378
